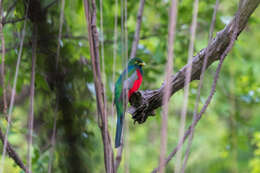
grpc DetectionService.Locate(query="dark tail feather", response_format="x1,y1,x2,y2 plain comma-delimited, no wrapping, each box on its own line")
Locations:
115,115,123,148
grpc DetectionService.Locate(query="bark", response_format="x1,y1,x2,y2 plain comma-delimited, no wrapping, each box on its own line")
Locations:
129,0,260,124
83,0,115,172
0,129,27,172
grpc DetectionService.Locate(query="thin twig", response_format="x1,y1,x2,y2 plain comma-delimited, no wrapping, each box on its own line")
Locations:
99,2,109,164
123,0,129,172
0,1,26,171
48,0,65,172
115,0,146,169
158,0,178,172
55,0,65,69
0,127,26,171
130,0,145,58
26,24,37,173
2,17,25,25
152,1,243,172
100,0,106,93
115,0,127,170
208,0,219,41
0,1,29,172
111,0,119,152
115,140,123,171
0,0,7,115
175,0,199,172
181,0,219,171
113,0,124,170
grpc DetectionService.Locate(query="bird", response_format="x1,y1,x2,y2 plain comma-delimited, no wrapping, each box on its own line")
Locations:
114,57,146,148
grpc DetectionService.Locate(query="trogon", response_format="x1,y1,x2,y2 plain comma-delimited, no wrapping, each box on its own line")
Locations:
114,57,145,148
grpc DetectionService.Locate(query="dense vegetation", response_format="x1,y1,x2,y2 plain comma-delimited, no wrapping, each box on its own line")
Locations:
0,0,260,172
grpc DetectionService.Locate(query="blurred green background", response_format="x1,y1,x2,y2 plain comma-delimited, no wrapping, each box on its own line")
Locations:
0,0,260,172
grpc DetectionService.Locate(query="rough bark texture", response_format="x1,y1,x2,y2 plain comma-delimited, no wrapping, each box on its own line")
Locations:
129,0,260,124
0,129,27,171
84,0,115,172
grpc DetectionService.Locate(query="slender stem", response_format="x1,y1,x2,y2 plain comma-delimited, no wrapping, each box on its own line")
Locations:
130,0,146,59
0,1,29,172
158,0,178,172
181,0,219,171
123,0,130,172
48,0,65,172
0,127,26,171
111,0,119,150
26,24,37,173
0,0,7,115
2,17,25,25
0,0,26,171
100,0,106,95
175,0,199,172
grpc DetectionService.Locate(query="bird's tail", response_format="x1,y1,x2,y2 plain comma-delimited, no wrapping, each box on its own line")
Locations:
115,114,123,148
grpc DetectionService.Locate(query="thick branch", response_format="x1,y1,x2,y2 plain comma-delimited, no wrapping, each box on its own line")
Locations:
129,0,260,124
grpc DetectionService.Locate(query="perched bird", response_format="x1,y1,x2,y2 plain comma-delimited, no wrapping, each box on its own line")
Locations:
114,57,145,148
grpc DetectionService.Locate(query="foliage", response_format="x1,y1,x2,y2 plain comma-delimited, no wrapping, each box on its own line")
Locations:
0,0,260,172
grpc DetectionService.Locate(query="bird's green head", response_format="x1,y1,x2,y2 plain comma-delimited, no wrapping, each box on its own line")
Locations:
128,57,146,67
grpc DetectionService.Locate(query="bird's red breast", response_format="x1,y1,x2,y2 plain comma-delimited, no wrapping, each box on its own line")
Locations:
128,68,143,99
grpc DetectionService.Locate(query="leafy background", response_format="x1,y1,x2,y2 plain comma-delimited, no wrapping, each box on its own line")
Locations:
0,0,260,172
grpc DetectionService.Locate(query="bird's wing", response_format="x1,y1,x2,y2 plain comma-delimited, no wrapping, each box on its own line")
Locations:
114,66,136,104
123,70,138,90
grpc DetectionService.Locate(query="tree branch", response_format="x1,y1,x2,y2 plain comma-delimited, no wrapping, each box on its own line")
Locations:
130,0,146,58
0,1,26,171
0,128,27,172
27,23,37,173
0,0,7,114
158,0,178,172
2,17,25,25
83,0,115,172
129,0,260,124
0,1,29,171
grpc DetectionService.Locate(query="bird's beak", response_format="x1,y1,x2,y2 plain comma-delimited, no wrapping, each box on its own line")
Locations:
139,62,146,66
